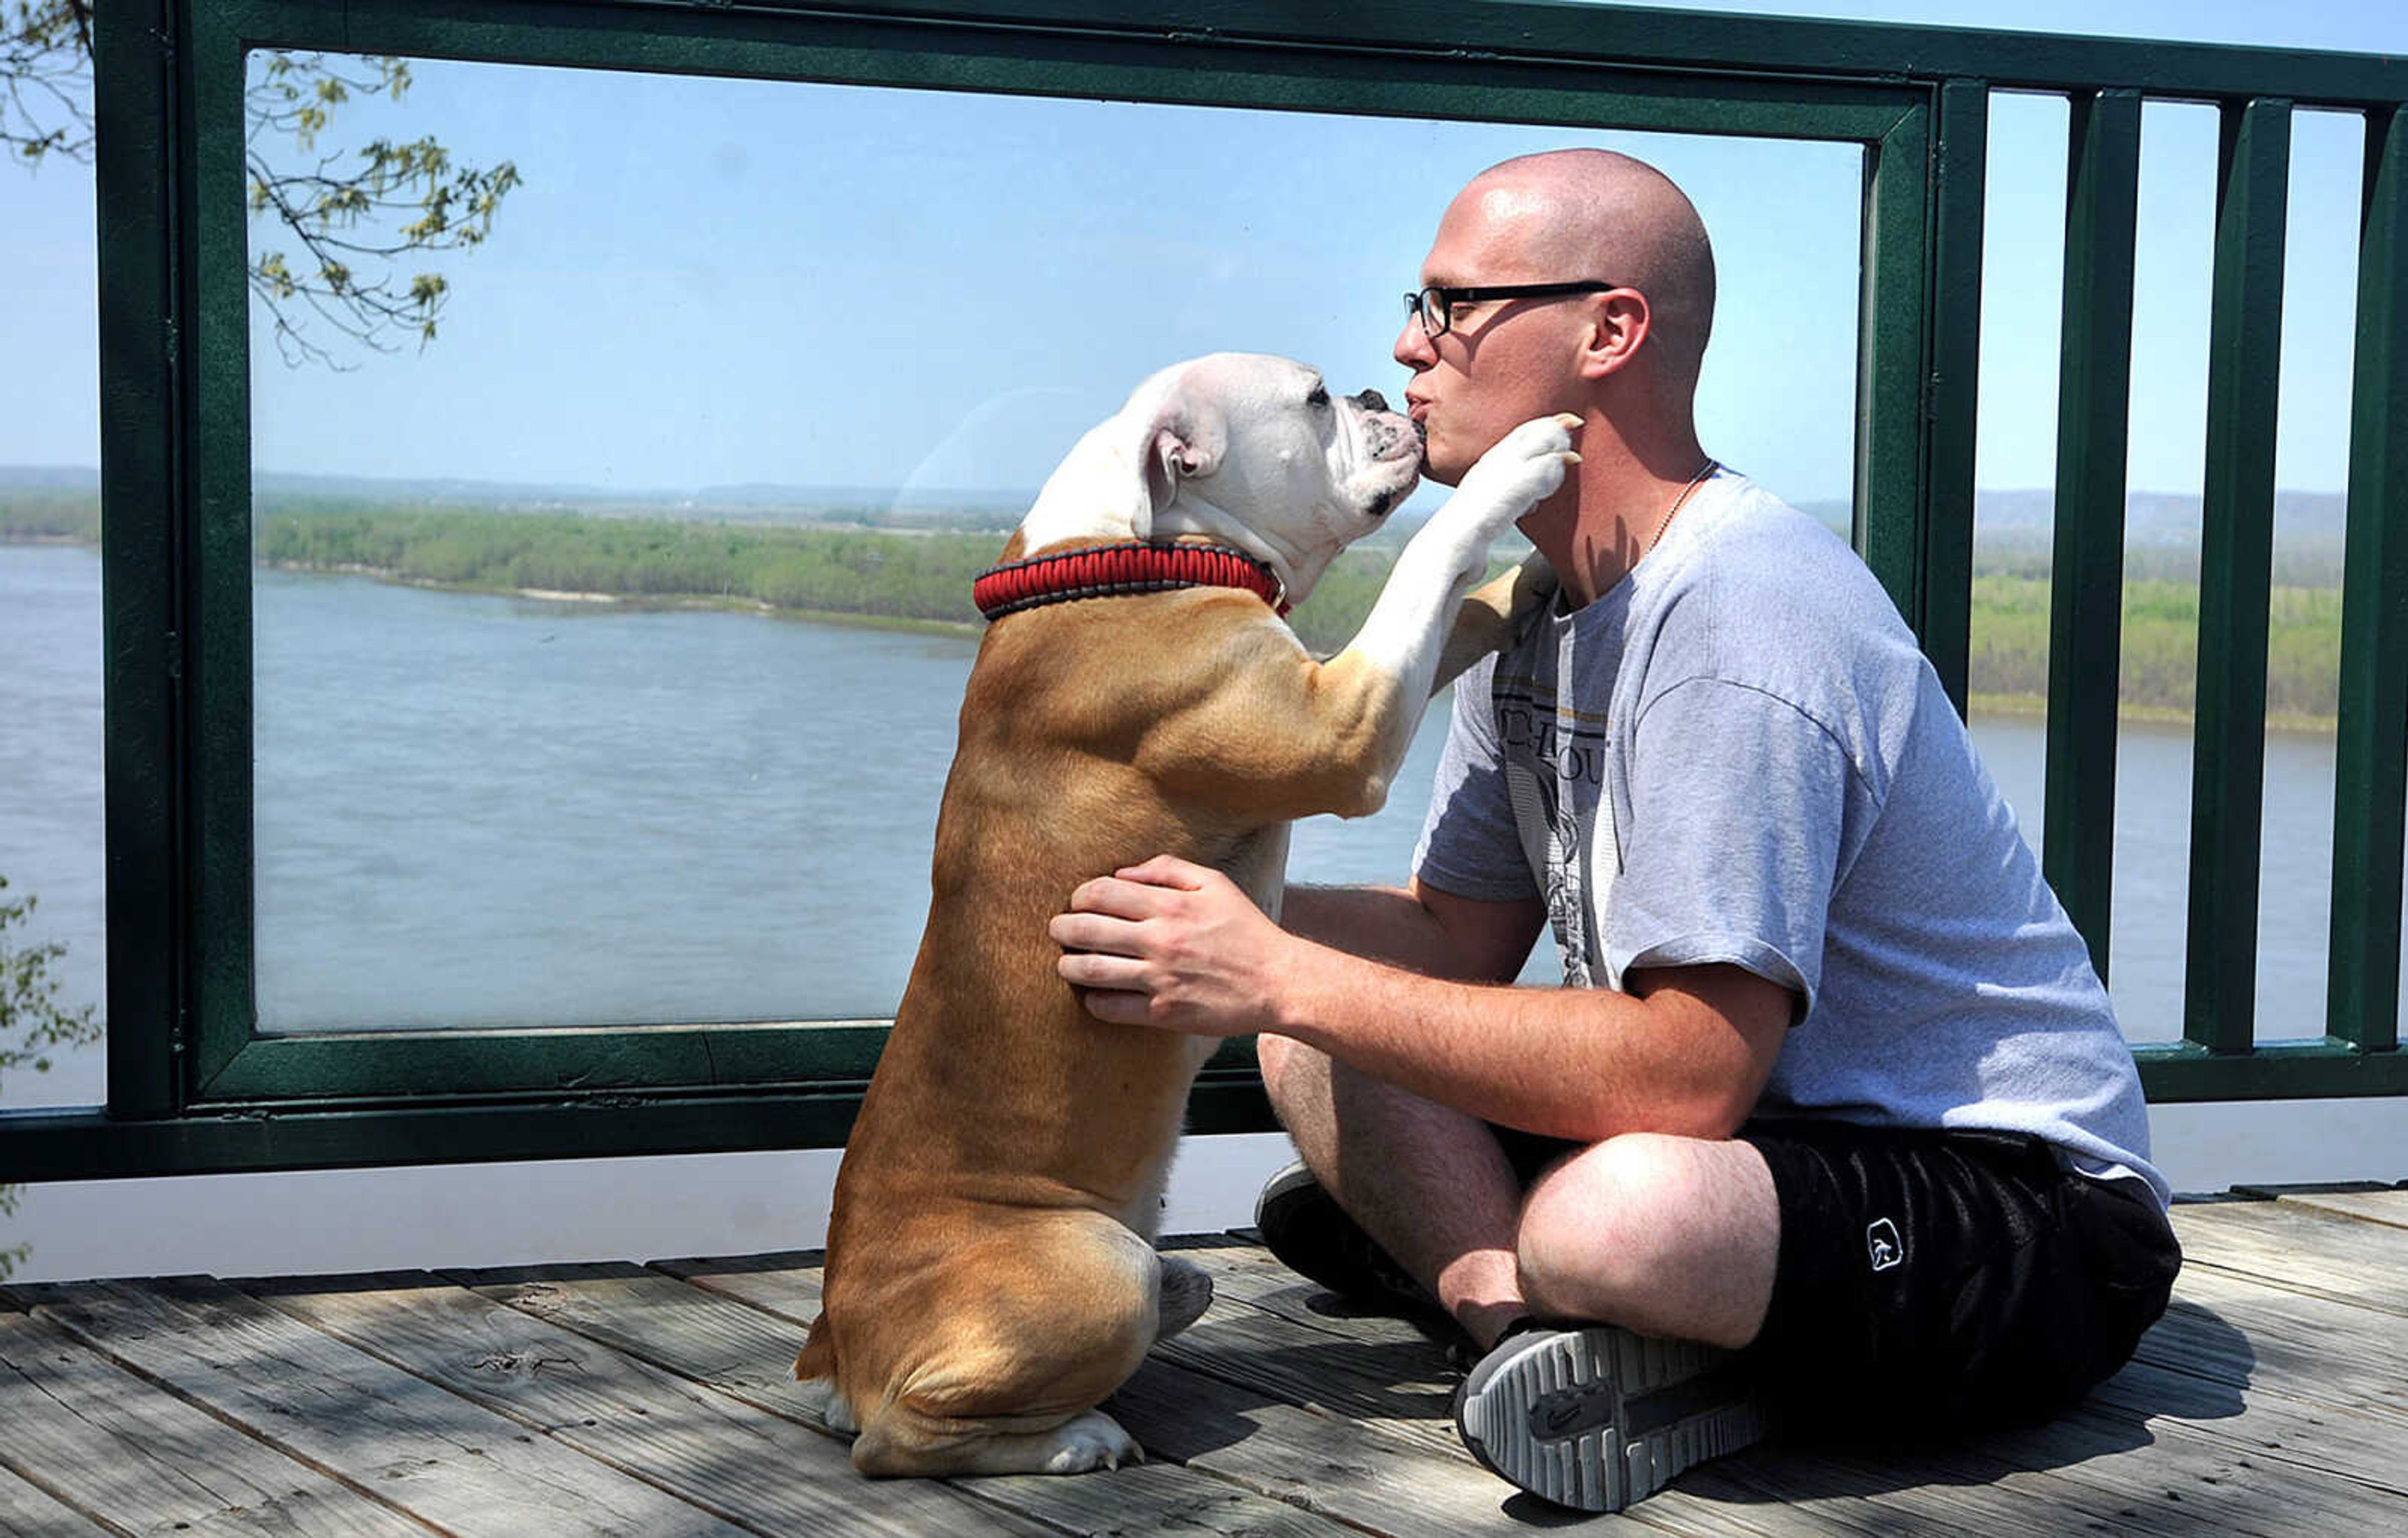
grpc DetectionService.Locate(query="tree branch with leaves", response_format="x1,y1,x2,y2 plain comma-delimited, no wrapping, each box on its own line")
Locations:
245,52,521,366
0,875,102,1280
5,4,520,367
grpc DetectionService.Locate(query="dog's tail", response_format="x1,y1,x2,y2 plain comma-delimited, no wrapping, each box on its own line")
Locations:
793,1312,865,1436
795,1311,837,1382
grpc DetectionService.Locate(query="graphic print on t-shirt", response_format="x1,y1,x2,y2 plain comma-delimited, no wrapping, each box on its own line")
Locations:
1493,655,1615,989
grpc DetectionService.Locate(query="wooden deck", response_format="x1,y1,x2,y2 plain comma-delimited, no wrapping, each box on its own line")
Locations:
2,1186,2404,1536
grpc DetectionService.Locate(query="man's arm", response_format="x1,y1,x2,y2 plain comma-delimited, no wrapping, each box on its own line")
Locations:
1279,877,1545,984
1053,857,1790,1143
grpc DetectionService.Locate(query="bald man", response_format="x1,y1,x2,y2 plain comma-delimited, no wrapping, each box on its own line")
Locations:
1050,150,2180,1512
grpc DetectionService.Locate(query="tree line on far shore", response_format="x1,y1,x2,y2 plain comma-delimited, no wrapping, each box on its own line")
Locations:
0,496,2353,728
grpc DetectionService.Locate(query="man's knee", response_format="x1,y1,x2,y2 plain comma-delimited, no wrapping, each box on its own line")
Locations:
1513,1132,1776,1344
1514,1132,1676,1312
1257,1035,1326,1114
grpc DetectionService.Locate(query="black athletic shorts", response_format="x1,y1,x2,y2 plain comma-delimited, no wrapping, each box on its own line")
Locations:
1492,1117,2182,1441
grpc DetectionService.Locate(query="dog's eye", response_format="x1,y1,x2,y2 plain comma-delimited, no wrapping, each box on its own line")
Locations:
1307,384,1330,408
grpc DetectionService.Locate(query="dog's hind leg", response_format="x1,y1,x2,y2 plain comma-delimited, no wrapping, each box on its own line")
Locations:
855,1403,1143,1477
1154,1252,1213,1342
846,1209,1162,1477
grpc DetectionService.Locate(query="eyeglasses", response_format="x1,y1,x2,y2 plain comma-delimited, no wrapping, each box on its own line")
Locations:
1404,281,1625,339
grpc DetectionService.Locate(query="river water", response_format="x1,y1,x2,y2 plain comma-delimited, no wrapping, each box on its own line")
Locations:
3,544,2400,1282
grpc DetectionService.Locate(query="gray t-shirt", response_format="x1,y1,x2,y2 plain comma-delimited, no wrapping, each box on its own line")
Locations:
1414,469,2167,1209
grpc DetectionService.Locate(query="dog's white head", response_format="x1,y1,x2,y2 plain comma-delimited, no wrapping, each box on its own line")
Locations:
1018,353,1423,607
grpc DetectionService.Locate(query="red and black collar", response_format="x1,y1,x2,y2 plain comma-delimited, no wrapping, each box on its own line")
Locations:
972,540,1289,622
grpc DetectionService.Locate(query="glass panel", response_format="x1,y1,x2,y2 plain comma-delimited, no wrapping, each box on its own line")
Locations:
243,52,1862,1030
1973,98,2373,1048
0,141,105,1112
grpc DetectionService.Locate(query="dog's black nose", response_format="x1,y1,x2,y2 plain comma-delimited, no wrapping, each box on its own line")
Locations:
1353,387,1391,413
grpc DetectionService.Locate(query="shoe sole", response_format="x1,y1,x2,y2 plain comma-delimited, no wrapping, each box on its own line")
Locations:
1251,1161,1324,1232
1454,1327,1763,1512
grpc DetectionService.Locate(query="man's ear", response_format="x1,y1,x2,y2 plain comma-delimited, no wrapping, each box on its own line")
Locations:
1578,289,1652,381
1132,391,1227,538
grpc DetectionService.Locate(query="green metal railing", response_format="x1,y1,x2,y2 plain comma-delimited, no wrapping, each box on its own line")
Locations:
2,0,2403,1183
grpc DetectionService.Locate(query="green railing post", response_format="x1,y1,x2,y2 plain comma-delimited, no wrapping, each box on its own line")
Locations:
1854,105,1935,624
95,0,187,1121
2327,105,2408,1058
2044,88,2143,983
2183,98,2291,1055
1920,79,1989,717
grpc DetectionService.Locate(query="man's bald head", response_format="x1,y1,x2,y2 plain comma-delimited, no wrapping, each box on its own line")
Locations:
1445,150,1716,403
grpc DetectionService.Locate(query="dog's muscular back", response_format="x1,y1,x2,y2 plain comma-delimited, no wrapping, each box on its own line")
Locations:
843,582,1304,1208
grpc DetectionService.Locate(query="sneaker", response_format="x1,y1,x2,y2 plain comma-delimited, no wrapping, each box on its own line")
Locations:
1452,1323,1765,1512
1251,1160,1443,1320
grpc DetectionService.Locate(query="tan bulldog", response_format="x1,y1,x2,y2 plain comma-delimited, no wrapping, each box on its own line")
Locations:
798,352,1574,1477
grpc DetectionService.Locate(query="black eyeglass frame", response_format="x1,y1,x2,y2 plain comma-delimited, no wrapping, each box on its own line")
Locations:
1405,281,1628,337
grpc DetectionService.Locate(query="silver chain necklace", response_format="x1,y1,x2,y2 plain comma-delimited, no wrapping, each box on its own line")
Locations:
1642,458,1719,557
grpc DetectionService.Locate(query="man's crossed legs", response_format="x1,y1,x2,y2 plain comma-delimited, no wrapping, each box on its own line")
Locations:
1255,1037,2182,1513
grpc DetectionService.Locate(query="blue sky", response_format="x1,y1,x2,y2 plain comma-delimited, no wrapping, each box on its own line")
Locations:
3,0,2404,507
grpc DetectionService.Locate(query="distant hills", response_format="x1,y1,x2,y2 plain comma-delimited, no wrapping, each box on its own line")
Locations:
1791,489,2350,544
0,465,2358,547
0,465,1033,529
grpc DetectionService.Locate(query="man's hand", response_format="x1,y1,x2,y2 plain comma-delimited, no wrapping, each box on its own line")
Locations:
1050,855,1289,1036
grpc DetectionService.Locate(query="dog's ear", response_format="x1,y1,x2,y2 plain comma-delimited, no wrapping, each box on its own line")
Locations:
1132,390,1227,539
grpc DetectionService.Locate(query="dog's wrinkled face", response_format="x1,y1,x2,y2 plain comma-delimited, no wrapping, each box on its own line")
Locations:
1136,352,1424,605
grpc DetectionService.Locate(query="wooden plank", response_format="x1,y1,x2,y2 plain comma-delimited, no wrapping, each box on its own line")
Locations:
1682,1430,2333,1538
483,1261,1483,1530
660,1246,1615,1528
2086,1357,2408,1500
0,1465,103,1538
0,1309,427,1538
252,1272,1063,1538
652,1255,1716,1537
1147,1253,2282,1538
11,1277,756,1538
1151,1287,1469,1454
1176,1243,2408,1538
2269,1188,2408,1230
649,1256,1834,1537
1173,1240,1457,1346
1101,1357,1544,1538
1603,1317,2408,1538
1111,1353,1886,1538
648,1251,828,1320
1940,1395,2406,1535
2137,1264,2408,1421
1211,1235,2408,1510
455,1263,1350,1537
8,1238,2403,1538
2172,1199,2408,1313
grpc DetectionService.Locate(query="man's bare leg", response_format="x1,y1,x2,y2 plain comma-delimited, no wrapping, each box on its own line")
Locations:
1266,1032,1780,1351
1516,1131,1780,1349
1259,1035,1534,1349
1452,1135,1777,1515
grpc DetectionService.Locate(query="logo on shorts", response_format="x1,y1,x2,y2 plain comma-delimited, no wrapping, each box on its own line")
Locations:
1866,1218,1904,1273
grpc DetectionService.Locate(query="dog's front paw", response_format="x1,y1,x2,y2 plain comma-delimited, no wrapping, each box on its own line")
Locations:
1435,550,1560,692
1155,1253,1215,1343
1040,1409,1146,1473
1446,413,1582,534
